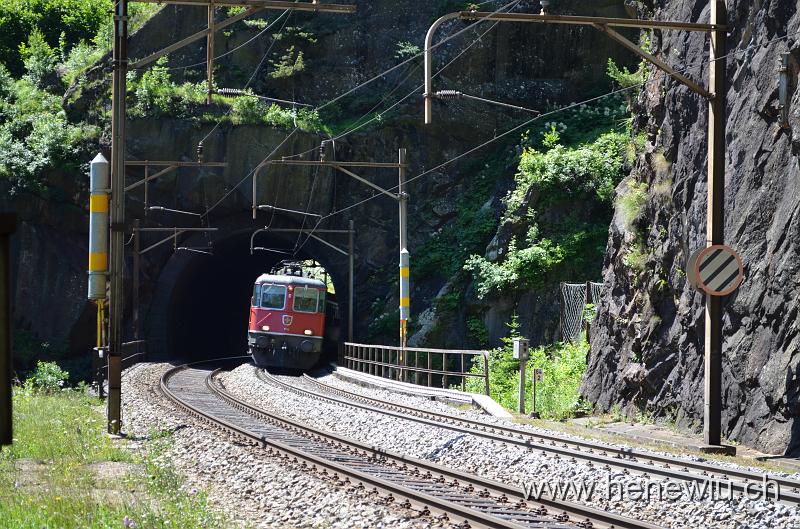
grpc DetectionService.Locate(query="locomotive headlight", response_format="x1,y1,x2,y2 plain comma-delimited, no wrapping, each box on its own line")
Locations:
304,329,312,335
262,325,270,331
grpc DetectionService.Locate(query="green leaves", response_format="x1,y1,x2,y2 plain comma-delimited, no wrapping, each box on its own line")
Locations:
0,0,111,76
607,57,646,89
465,315,590,419
19,29,57,88
465,131,627,299
511,131,627,212
0,73,100,193
24,360,69,393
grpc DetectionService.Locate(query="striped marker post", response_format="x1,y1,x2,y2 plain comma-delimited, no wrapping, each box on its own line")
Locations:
399,248,410,331
693,244,743,297
88,154,109,301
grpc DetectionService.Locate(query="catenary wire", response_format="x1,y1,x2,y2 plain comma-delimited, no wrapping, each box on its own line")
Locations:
142,11,290,72
302,26,800,223
288,2,523,255
199,0,523,220
280,0,521,163
203,5,800,226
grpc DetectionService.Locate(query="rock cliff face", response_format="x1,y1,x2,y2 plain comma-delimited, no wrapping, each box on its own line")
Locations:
582,0,800,454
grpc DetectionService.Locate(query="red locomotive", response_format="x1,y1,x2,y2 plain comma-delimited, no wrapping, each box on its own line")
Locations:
248,262,327,370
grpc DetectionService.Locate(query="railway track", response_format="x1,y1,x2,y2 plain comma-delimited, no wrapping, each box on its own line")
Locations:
161,363,663,529
255,368,800,506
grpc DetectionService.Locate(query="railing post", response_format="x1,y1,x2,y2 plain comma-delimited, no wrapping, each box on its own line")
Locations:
443,352,448,389
427,352,432,387
461,352,465,392
483,352,490,396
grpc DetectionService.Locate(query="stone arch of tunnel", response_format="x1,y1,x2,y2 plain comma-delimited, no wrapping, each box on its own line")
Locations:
143,226,351,364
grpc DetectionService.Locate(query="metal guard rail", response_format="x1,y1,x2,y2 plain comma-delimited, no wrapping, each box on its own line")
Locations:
342,342,490,395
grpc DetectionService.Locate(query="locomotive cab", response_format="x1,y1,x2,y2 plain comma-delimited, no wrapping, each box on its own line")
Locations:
247,266,327,370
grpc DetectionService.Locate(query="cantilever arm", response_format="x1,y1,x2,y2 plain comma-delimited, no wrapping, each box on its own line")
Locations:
424,12,461,125
593,23,713,100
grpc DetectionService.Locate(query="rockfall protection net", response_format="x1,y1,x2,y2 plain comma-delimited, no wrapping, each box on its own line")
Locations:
560,282,604,342
589,282,603,307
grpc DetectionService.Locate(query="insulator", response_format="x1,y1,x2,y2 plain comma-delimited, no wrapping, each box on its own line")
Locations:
540,0,550,15
217,88,242,96
435,90,462,101
197,141,204,163
319,141,326,161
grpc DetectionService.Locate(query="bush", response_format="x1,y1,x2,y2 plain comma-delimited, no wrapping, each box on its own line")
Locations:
508,131,628,214
465,316,589,419
59,39,104,87
0,0,111,75
129,58,208,118
465,236,565,298
395,41,421,59
463,131,627,299
269,46,305,79
606,58,646,90
230,93,270,125
24,360,69,393
0,77,100,193
19,29,57,88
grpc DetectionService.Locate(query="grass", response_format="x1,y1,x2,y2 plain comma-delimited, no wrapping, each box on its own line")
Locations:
0,387,229,529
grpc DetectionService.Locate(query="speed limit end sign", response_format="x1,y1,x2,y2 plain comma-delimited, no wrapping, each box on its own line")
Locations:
688,244,744,297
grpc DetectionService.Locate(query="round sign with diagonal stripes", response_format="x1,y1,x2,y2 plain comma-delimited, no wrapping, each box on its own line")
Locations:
692,244,744,296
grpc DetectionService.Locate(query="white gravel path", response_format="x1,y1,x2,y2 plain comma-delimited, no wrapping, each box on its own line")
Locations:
121,362,444,529
219,363,800,529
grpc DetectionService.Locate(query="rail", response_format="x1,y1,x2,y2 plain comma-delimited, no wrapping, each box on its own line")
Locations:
162,364,662,529
342,342,489,395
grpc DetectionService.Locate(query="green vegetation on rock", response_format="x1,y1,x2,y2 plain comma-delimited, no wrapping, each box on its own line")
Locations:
0,0,111,75
0,48,100,194
465,130,628,299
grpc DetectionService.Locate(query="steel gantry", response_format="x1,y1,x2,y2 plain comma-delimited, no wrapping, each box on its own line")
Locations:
423,2,731,453
105,0,356,435
251,149,410,348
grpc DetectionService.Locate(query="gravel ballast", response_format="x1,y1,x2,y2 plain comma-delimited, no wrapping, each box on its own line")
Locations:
121,362,442,529
219,363,800,529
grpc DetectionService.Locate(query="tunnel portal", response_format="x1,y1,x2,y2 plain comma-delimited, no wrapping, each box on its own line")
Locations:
144,229,346,364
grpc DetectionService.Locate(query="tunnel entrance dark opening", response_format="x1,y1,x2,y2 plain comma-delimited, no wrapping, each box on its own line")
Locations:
161,232,340,365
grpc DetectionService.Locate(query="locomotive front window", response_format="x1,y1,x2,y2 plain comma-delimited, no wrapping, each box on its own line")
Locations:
260,284,286,309
252,284,261,305
293,287,319,313
318,290,326,313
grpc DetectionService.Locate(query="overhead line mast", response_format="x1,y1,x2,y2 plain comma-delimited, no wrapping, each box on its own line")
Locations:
106,0,356,435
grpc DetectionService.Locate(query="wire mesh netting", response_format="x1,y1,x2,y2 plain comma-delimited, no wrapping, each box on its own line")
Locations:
560,282,603,343
589,282,603,306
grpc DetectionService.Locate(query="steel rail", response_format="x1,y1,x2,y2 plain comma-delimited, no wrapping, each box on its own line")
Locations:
160,363,662,529
161,366,541,529
257,370,800,506
210,369,663,529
